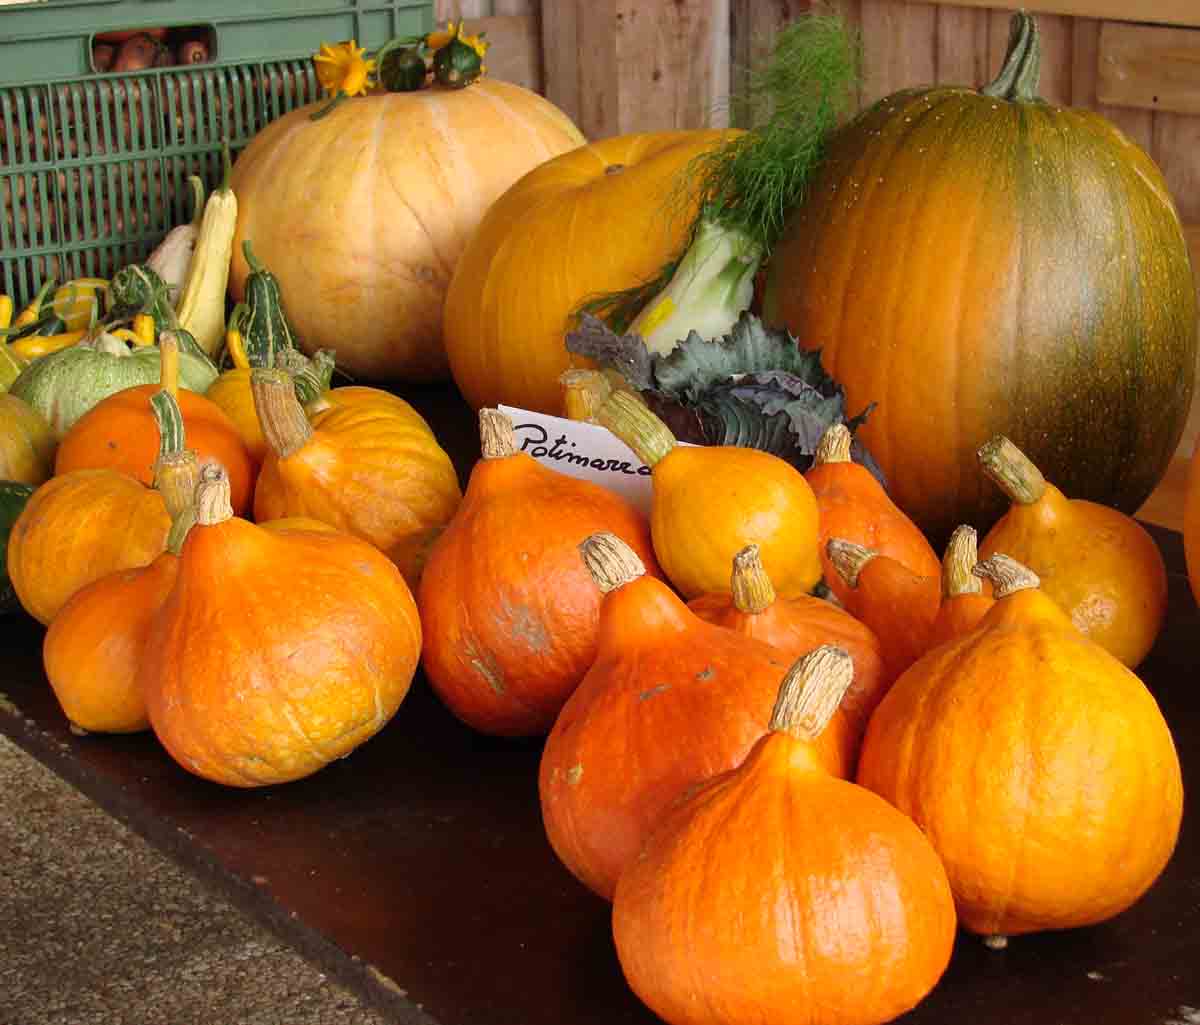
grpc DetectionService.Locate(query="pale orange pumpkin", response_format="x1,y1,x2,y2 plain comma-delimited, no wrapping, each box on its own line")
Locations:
444,129,738,414
228,82,586,381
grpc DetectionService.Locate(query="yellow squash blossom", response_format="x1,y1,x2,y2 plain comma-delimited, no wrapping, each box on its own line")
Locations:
313,40,376,97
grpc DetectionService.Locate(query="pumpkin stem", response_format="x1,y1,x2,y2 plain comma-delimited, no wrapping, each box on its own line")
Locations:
942,525,982,598
252,368,314,459
731,544,776,614
150,388,185,461
769,645,854,742
826,538,875,589
814,423,852,465
83,330,129,358
579,532,646,593
166,505,198,555
194,463,233,526
293,349,336,407
479,408,517,460
560,369,613,423
983,934,1009,951
978,435,1047,505
973,553,1040,598
981,11,1041,102
158,331,180,399
154,450,201,523
596,390,676,469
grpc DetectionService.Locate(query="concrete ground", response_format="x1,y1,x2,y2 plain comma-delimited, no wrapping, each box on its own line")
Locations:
0,734,392,1025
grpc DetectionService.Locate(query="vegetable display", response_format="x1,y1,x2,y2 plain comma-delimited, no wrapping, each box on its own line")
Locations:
763,11,1197,546
418,409,660,737
858,555,1183,947
926,525,994,651
614,647,957,1025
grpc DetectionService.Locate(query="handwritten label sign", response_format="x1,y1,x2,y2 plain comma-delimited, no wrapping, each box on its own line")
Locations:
498,404,662,514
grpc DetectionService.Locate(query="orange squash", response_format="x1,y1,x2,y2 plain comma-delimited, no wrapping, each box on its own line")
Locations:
229,82,586,382
251,370,462,587
977,434,1167,667
142,466,422,787
539,533,853,901
826,538,940,680
597,389,821,599
687,544,891,740
926,524,995,651
42,393,199,733
444,129,737,413
805,423,939,604
857,554,1183,946
54,335,255,515
614,647,957,1025
418,409,660,737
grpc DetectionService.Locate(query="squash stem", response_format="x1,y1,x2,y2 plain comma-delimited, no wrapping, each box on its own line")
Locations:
252,367,314,458
814,423,852,465
768,645,854,742
158,332,180,399
981,11,1040,102
186,175,207,228
195,464,234,526
731,545,777,615
242,238,265,277
941,525,982,598
973,553,1040,598
560,370,613,424
150,389,186,461
579,532,646,593
479,408,517,460
155,451,201,525
166,506,198,555
826,538,875,589
977,435,1046,505
293,349,336,407
596,390,675,468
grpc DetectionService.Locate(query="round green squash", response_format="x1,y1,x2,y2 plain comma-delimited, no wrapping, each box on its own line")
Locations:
763,12,1197,545
0,481,35,614
9,332,218,439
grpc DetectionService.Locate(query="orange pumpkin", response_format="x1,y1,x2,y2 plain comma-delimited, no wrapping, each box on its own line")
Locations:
858,554,1183,946
444,129,737,413
977,434,1167,667
614,647,957,1025
229,82,586,381
251,370,462,586
826,538,940,680
142,466,422,787
54,336,255,515
418,409,660,737
539,533,853,901
926,524,994,651
688,544,891,740
805,423,939,604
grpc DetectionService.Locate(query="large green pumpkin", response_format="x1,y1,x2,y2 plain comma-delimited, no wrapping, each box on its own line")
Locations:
763,13,1197,545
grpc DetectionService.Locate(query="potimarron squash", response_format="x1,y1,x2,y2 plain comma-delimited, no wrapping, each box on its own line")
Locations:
763,11,1197,545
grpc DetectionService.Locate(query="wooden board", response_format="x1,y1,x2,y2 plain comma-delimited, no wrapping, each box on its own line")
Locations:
1098,21,1200,116
0,384,1197,1025
933,0,1200,29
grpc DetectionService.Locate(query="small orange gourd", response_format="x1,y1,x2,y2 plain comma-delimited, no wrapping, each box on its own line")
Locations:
613,646,957,1025
251,369,462,586
596,389,821,599
142,465,422,787
688,544,891,740
54,334,256,514
418,409,660,737
805,423,939,604
539,533,853,900
826,538,940,680
858,554,1183,947
977,434,1167,667
42,392,199,734
926,525,995,651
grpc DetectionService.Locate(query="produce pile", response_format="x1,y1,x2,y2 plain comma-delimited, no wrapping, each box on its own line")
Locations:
0,11,1198,1025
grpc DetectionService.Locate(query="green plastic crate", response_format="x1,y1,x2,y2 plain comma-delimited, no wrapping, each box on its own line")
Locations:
1,1,435,304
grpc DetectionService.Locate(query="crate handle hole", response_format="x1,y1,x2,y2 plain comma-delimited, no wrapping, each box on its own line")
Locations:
91,26,217,74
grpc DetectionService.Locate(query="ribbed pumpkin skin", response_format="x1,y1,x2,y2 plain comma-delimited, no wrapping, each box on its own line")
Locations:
229,82,585,382
142,519,421,787
764,89,1197,545
857,589,1183,937
252,388,462,587
444,130,736,414
418,452,661,737
7,470,170,625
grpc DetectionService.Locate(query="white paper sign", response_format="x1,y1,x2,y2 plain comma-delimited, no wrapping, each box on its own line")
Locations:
498,405,658,514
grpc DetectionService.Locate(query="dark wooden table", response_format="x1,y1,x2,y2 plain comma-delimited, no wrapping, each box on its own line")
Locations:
1,382,1197,1025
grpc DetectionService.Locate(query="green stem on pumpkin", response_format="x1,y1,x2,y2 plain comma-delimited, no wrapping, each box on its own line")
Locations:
981,11,1041,102
595,389,676,469
150,389,185,461
292,349,336,407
